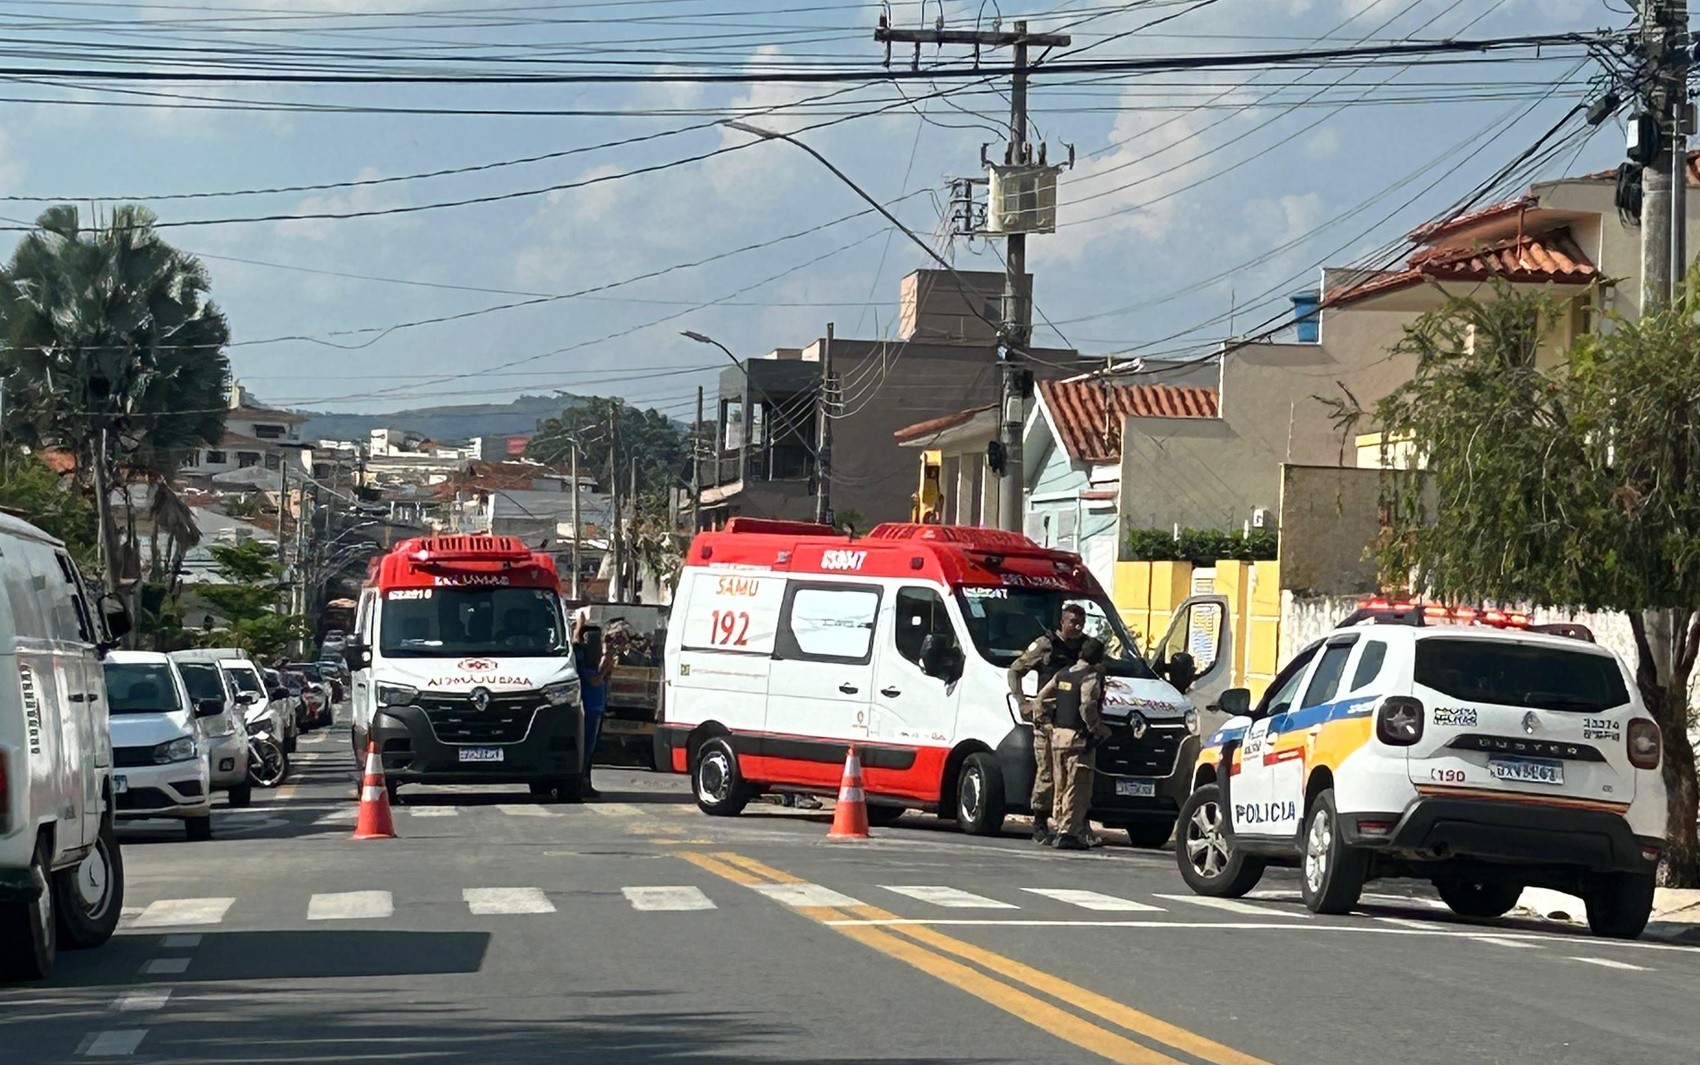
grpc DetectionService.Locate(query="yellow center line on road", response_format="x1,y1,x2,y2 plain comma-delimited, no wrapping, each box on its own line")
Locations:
681,851,1273,1065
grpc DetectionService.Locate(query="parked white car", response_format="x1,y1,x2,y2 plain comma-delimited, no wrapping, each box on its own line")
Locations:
170,656,251,807
0,514,126,981
102,652,214,841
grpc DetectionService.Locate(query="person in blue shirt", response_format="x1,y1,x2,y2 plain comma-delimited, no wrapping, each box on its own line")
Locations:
575,623,616,800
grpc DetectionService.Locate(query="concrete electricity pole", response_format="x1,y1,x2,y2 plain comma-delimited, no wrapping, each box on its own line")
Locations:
608,406,623,604
691,385,703,533
1640,0,1692,310
874,18,1069,533
570,444,581,600
815,323,834,525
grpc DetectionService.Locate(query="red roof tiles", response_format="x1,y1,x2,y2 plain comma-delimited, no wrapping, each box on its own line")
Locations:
892,404,997,445
1327,228,1596,307
1039,379,1218,463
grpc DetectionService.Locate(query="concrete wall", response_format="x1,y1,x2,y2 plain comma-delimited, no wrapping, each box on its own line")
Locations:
1276,464,1384,597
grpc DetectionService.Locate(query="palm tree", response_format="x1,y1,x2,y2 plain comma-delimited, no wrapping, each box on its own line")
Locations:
0,204,231,590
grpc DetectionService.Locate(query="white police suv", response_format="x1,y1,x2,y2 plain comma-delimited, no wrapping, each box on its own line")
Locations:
1176,600,1667,939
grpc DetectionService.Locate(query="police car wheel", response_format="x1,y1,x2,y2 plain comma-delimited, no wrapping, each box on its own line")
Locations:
1434,878,1522,920
956,753,1007,836
1584,871,1656,939
1175,785,1264,897
1299,789,1367,915
693,737,750,817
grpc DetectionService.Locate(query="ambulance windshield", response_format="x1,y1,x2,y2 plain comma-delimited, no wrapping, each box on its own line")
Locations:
953,588,1154,677
379,587,566,658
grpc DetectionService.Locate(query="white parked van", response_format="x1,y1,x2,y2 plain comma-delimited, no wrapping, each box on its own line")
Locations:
0,514,127,981
102,652,215,840
659,520,1226,842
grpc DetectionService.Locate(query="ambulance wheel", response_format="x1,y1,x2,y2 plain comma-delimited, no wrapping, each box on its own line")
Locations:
1176,785,1264,898
1115,819,1176,849
955,753,1007,836
1584,871,1656,940
693,737,750,817
1300,789,1367,915
1435,878,1522,920
0,837,56,980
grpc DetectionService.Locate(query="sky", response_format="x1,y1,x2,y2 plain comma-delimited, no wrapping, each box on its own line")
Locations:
0,0,1629,422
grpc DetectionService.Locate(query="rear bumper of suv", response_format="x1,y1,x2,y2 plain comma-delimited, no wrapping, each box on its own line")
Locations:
1346,796,1660,874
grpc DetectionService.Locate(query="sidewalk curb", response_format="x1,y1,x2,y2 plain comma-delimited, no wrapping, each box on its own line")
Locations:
1644,921,1700,946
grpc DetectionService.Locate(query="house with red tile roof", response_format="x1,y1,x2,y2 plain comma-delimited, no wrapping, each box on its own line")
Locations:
1120,154,1698,560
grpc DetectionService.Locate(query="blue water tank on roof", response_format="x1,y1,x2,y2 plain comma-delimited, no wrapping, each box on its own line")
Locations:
1290,290,1321,343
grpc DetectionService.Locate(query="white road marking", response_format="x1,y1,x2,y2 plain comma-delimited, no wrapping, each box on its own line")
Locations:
463,887,556,915
1375,916,1439,931
160,934,202,949
307,891,394,921
142,958,189,975
624,886,717,911
113,991,171,1012
80,1030,147,1056
588,803,645,817
1022,888,1164,912
130,898,234,928
404,807,459,817
1569,956,1650,971
1152,894,1305,918
750,883,863,908
882,886,1018,909
496,804,555,817
1473,936,1540,949
314,809,356,825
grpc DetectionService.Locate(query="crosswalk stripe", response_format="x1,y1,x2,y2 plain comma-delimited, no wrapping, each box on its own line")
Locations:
750,883,863,908
464,887,556,915
161,934,202,949
1022,888,1164,913
130,898,234,928
404,807,459,817
113,991,171,1012
308,891,394,921
314,809,356,825
496,804,555,817
1569,956,1649,971
588,803,645,817
623,886,717,911
80,1030,147,1056
658,804,699,816
882,886,1018,909
141,958,189,976
1153,894,1304,918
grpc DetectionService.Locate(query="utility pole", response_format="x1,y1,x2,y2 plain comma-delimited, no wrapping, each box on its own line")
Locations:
276,455,291,616
570,444,582,601
815,323,834,525
1640,0,1692,310
608,408,623,604
628,454,639,602
875,18,1069,533
691,386,703,534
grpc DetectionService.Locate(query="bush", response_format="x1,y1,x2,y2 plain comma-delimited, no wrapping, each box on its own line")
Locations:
1124,526,1277,565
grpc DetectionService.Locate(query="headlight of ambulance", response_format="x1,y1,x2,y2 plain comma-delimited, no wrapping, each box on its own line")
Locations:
542,680,580,707
153,736,198,764
1184,708,1200,735
376,683,418,708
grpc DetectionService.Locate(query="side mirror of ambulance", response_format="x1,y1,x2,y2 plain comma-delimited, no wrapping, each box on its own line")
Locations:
920,634,962,683
1214,687,1251,719
344,640,372,670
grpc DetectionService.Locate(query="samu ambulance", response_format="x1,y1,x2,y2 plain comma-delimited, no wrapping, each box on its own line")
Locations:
347,535,585,803
1176,599,1667,938
658,519,1229,843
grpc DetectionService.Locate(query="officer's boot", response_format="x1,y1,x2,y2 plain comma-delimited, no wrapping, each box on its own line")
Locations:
1031,818,1054,845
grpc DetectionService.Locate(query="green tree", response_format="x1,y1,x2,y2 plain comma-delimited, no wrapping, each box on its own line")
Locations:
195,540,307,660
528,395,686,496
0,204,231,585
1350,281,1700,885
0,447,97,569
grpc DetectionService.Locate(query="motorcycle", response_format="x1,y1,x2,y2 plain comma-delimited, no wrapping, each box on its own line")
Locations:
247,721,289,788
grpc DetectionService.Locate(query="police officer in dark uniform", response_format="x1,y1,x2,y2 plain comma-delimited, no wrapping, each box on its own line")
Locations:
1006,603,1087,844
1036,637,1109,850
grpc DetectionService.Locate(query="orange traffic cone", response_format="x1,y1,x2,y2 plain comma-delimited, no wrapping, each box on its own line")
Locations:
827,744,870,841
353,738,396,840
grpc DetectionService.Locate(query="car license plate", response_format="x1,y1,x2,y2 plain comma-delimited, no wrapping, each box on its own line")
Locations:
458,747,504,763
1114,779,1156,798
600,719,653,736
113,775,128,794
1488,756,1563,785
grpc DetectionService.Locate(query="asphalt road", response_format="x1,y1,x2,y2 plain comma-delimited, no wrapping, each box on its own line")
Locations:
8,711,1700,1065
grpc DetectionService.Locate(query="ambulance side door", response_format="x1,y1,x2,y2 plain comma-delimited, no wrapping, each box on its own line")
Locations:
765,580,879,787
869,586,961,796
